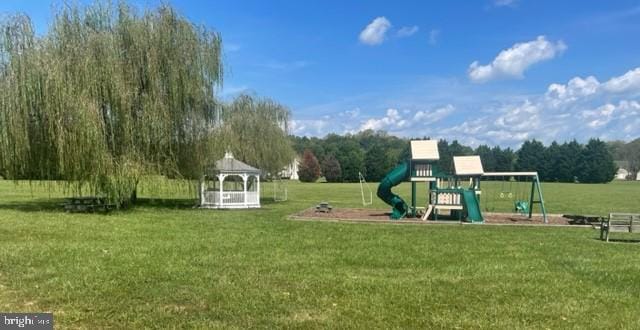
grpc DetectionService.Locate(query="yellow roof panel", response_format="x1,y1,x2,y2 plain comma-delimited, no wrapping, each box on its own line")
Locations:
410,140,439,160
453,156,484,175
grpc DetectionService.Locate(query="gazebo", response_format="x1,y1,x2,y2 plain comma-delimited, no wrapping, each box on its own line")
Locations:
199,152,261,209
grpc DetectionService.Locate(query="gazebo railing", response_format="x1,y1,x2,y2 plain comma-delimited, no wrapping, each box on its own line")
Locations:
245,191,259,204
203,191,259,206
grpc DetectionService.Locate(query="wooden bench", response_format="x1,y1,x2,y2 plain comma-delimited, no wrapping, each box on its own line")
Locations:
315,202,332,213
63,196,115,213
600,213,640,242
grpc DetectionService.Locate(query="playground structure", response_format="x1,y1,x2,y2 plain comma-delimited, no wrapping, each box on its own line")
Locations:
377,140,547,223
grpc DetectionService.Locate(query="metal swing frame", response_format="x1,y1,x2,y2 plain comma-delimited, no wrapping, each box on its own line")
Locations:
482,172,548,224
358,172,373,206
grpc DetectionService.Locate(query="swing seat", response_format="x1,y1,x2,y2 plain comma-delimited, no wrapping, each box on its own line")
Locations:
514,200,529,214
499,192,514,199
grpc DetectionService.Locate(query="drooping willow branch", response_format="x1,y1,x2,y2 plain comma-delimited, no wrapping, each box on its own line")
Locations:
0,1,295,205
218,94,295,178
0,1,224,205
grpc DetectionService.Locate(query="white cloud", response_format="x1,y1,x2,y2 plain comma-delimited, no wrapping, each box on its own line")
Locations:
290,118,331,136
220,85,249,97
225,43,241,53
545,76,599,106
413,104,455,123
468,36,567,83
262,60,311,71
359,108,404,131
359,17,392,46
397,25,419,38
292,67,640,147
583,104,616,128
493,0,517,7
602,67,640,93
341,108,361,118
447,68,640,145
358,105,454,133
428,29,440,45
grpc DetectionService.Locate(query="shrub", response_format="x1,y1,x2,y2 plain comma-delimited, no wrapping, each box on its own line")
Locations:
298,150,321,182
321,154,342,182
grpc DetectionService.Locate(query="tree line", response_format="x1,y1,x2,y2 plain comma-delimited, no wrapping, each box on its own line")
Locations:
293,130,618,184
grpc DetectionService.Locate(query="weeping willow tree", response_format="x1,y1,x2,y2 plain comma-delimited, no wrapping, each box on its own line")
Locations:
219,94,294,178
0,1,226,205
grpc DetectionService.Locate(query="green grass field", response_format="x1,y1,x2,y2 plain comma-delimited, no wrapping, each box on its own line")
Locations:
1,179,639,328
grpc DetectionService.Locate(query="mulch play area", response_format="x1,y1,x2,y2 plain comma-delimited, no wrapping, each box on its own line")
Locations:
292,207,586,226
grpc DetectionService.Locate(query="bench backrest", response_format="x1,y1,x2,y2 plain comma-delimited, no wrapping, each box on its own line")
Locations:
608,213,640,226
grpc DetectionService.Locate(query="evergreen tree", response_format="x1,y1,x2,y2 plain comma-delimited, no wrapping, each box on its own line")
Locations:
554,140,582,182
577,139,616,183
515,140,547,174
437,139,452,173
364,143,391,182
297,150,321,182
493,146,515,172
545,141,562,181
475,145,494,172
321,154,342,182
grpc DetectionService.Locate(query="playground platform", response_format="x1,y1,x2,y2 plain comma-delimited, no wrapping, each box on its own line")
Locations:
291,207,581,227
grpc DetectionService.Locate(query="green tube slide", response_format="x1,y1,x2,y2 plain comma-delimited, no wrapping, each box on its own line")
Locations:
377,161,410,219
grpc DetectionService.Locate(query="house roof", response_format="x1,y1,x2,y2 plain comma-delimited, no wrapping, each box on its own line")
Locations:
207,152,261,174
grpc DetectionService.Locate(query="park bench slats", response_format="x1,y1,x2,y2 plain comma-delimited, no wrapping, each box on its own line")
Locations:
600,213,640,241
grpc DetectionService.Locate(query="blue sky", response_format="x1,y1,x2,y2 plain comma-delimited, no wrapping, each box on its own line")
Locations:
2,0,640,147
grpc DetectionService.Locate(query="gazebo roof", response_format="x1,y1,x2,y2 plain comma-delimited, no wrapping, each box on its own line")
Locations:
207,152,261,174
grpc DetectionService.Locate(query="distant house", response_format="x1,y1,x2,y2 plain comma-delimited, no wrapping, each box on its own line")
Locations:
614,160,632,180
280,157,300,180
615,168,629,180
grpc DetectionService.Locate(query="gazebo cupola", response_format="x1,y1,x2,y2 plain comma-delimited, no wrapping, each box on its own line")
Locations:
199,152,261,209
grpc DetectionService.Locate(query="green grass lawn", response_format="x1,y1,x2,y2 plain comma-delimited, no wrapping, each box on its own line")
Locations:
1,179,639,328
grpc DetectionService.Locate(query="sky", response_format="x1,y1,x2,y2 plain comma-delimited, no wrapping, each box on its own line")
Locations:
2,0,640,147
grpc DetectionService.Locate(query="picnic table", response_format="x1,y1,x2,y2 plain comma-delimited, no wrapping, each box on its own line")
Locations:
315,202,332,213
63,196,115,213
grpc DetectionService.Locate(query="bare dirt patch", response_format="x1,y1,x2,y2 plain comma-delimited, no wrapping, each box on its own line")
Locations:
292,207,576,226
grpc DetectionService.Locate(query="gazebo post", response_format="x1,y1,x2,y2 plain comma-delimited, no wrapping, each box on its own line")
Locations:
242,173,248,207
218,173,226,208
256,175,260,206
200,176,205,206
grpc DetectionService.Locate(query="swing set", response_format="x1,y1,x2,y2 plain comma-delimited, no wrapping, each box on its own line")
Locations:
358,172,373,206
481,172,547,223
